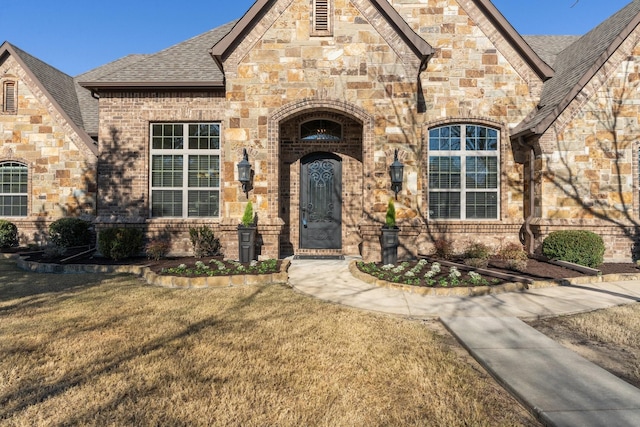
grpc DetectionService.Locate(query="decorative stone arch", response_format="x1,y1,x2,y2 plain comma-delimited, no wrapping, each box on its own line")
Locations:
267,98,374,219
268,98,374,256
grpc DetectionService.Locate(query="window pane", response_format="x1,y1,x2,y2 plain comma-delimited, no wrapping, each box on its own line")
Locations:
151,155,183,187
188,123,220,149
0,162,27,217
188,155,220,188
151,190,182,217
151,124,184,149
466,125,498,151
188,191,219,217
466,157,498,189
429,125,460,151
429,156,461,189
466,192,498,219
428,192,461,219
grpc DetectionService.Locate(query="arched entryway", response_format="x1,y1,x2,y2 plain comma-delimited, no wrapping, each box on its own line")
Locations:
269,100,372,258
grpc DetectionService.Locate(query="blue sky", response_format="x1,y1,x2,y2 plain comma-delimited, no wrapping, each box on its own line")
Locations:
0,0,632,76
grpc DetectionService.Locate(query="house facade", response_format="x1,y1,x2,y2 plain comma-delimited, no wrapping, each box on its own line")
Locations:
3,0,640,262
0,42,97,244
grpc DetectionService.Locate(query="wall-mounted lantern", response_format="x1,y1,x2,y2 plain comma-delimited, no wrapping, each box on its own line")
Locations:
389,149,404,199
237,148,252,197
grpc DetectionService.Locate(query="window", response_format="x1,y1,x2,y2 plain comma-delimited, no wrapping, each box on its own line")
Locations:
311,0,332,36
0,162,28,216
150,123,220,218
3,81,16,113
428,124,499,219
300,119,342,141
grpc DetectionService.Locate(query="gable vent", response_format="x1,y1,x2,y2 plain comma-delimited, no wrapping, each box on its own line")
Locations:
312,0,332,36
3,81,16,113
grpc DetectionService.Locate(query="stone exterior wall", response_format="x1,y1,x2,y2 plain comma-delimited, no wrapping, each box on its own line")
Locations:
213,0,543,260
0,56,96,245
533,27,640,261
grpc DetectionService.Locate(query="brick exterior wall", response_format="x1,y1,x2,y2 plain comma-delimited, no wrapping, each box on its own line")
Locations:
0,56,96,245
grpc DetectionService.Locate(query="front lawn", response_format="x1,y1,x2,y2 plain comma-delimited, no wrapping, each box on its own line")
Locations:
0,259,537,426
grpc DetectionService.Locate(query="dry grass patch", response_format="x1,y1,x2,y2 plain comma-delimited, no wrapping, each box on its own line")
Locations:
0,259,537,426
529,303,640,388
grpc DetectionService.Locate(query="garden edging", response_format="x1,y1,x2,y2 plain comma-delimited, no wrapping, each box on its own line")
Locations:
2,253,291,288
348,260,640,296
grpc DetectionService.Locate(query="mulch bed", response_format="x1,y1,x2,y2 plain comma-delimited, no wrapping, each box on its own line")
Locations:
6,247,640,282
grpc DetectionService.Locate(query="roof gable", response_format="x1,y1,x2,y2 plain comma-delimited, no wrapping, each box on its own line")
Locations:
514,0,640,138
0,42,97,156
210,0,434,73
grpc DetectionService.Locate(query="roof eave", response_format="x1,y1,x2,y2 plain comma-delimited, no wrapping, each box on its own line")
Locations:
79,81,225,90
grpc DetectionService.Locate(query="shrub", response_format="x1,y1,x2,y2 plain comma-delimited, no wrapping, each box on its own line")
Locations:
241,201,254,227
0,220,18,248
433,237,454,260
463,258,489,269
385,199,396,228
464,242,492,260
145,240,170,261
497,242,529,273
189,226,222,258
98,227,143,261
542,230,605,268
49,217,92,248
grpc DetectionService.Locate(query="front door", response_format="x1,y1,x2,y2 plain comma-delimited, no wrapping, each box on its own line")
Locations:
300,153,342,249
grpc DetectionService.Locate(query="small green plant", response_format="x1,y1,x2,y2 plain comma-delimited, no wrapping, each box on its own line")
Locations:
241,201,254,227
98,227,143,261
385,199,396,228
0,220,18,248
48,217,92,248
189,226,222,258
542,230,605,268
146,239,171,261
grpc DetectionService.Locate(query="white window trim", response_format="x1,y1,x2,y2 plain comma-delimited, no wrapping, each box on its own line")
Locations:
0,161,28,217
149,123,221,219
428,124,500,220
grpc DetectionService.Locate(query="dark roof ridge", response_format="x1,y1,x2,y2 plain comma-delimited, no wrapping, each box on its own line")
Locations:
472,0,555,81
513,0,640,138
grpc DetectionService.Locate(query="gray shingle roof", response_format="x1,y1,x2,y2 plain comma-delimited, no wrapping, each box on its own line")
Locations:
81,21,237,87
9,43,85,131
75,55,148,136
2,42,97,155
514,1,640,137
522,35,581,67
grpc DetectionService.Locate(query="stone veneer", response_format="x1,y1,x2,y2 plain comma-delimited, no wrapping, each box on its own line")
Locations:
93,0,640,262
529,26,640,261
0,56,96,245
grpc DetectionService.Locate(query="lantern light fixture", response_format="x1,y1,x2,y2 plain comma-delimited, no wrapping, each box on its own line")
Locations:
237,148,252,197
389,149,404,199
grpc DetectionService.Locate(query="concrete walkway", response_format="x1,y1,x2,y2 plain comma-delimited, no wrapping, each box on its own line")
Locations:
288,257,640,427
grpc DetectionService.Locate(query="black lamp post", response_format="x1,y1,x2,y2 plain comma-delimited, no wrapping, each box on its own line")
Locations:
237,148,252,197
390,149,404,199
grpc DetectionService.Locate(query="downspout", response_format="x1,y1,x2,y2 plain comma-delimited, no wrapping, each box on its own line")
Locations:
517,136,536,255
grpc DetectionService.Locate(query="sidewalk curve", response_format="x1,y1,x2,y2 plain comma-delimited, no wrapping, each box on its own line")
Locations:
288,257,640,427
